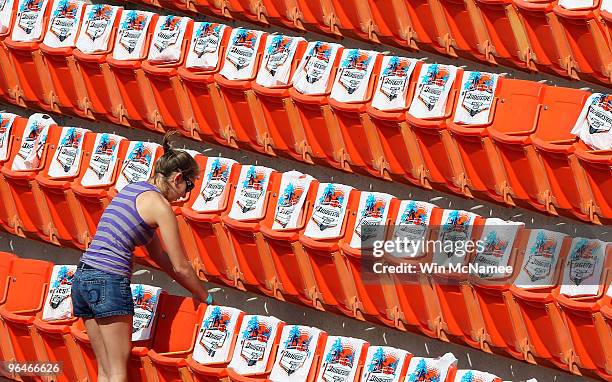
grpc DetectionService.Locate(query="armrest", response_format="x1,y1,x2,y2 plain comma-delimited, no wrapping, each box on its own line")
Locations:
181,207,222,223
148,349,189,366
131,346,150,357
221,215,261,231
39,44,73,56
289,88,331,105
365,104,408,122
71,184,109,198
299,234,339,252
214,73,254,89
259,225,299,241
33,317,77,333
0,308,38,324
1,167,36,180
35,174,72,189
185,356,229,376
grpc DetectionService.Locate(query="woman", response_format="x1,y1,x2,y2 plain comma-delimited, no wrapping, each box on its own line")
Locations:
71,132,211,382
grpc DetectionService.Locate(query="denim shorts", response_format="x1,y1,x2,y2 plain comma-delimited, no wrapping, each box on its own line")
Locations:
71,263,134,319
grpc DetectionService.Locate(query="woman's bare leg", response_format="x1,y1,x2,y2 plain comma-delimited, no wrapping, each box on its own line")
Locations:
97,315,134,382
84,318,110,382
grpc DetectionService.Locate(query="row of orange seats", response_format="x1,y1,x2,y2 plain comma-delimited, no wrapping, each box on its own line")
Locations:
0,254,505,382
128,0,612,84
0,1,611,224
0,0,612,223
0,112,609,379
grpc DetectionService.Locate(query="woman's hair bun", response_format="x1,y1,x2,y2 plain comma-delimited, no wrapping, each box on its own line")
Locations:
162,131,179,155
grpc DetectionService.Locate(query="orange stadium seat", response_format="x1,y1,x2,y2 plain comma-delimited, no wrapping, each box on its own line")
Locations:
225,315,285,381
33,127,93,246
177,22,232,143
552,240,611,377
487,79,546,211
105,7,170,129
258,177,320,303
214,28,270,153
221,166,280,291
328,49,383,176
553,0,612,83
298,183,360,316
0,258,53,370
469,227,530,358
71,9,146,122
186,305,245,382
428,210,486,346
530,86,591,220
143,295,207,382
224,171,312,298
329,0,380,42
513,0,576,77
474,0,534,68
405,64,468,195
339,192,403,327
0,0,21,105
0,115,58,242
447,75,513,204
294,0,341,36
601,299,612,380
404,353,458,382
249,35,308,160
180,158,241,285
139,15,194,133
509,234,575,371
364,57,425,184
365,0,420,48
38,0,87,117
313,335,368,382
3,0,53,110
0,114,25,233
28,264,82,382
574,142,612,224
288,41,344,169
259,0,307,30
388,202,445,338
435,0,497,63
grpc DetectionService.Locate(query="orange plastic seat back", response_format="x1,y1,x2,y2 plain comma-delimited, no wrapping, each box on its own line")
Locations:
151,294,206,353
0,252,15,304
4,258,53,312
533,86,590,142
489,79,544,135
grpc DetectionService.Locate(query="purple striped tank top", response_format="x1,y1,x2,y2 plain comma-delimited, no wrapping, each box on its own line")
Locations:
80,181,160,276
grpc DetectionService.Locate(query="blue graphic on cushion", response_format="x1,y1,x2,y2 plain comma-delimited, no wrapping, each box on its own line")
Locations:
196,22,221,38
19,0,43,13
367,347,399,375
284,326,312,354
87,4,112,20
341,49,371,70
267,35,291,55
208,158,230,181
53,0,77,18
463,71,494,92
121,10,147,31
319,184,344,207
420,64,449,86
383,57,410,77
52,266,74,288
242,316,271,341
325,338,355,367
362,193,385,218
205,306,231,330
242,166,266,190
407,358,441,382
401,201,427,225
